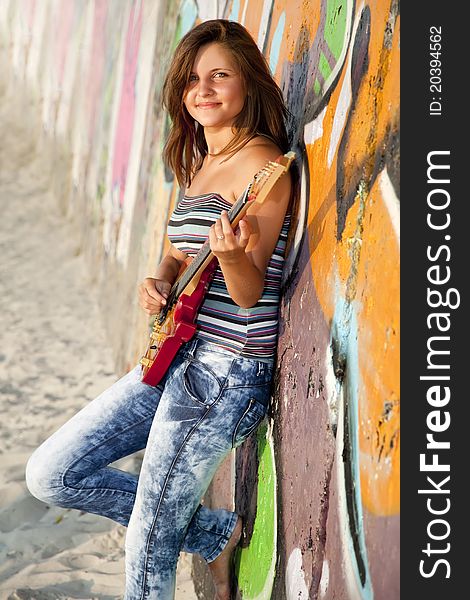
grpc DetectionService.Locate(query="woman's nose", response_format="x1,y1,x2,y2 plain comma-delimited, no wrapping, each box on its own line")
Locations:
196,78,214,97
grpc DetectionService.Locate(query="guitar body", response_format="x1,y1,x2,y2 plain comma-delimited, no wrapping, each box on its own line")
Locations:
141,258,218,386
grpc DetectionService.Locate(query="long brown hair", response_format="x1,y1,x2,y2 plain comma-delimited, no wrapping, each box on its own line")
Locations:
162,19,289,187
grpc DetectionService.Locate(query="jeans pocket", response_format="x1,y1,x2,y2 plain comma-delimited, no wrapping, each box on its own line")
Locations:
182,358,224,407
232,394,268,448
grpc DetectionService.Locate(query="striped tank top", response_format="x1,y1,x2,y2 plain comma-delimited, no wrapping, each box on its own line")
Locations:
167,192,290,358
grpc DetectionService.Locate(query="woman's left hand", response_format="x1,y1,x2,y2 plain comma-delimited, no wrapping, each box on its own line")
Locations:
209,210,252,264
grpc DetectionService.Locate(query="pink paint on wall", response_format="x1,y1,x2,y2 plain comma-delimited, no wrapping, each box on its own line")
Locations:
111,1,144,208
55,0,74,88
87,0,109,142
23,0,37,31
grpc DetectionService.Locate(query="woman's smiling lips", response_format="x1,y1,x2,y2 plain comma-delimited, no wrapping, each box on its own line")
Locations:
197,102,221,109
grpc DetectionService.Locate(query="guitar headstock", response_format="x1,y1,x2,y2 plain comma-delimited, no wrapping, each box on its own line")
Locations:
249,151,296,204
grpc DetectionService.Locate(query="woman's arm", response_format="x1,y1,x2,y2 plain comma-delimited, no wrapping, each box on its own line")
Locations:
209,215,265,308
138,244,188,315
210,147,292,308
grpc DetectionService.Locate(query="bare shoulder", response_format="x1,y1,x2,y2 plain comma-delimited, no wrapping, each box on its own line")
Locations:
231,136,292,275
232,136,292,200
237,135,284,170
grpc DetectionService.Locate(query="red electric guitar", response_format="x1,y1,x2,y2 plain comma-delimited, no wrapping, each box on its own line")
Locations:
140,151,296,386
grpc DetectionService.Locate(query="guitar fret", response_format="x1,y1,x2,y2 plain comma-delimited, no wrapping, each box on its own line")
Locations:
174,241,211,297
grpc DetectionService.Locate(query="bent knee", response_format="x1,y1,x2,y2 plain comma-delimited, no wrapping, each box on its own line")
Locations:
25,446,64,504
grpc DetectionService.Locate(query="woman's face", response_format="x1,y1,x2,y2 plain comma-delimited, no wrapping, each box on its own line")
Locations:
183,42,246,130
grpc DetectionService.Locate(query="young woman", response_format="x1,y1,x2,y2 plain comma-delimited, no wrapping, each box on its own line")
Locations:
26,19,292,600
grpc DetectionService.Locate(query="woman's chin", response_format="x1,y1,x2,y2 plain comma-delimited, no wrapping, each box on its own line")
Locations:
195,119,236,131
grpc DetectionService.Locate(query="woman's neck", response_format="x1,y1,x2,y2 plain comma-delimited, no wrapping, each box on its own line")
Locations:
204,126,237,156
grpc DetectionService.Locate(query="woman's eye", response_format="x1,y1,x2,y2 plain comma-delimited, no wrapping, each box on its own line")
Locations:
213,72,227,78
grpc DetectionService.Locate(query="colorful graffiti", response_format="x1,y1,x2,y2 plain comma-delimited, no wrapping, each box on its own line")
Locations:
235,423,278,599
217,1,399,599
105,1,143,258
83,0,115,208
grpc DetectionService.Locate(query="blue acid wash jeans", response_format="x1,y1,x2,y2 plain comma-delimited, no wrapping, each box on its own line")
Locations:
25,337,274,599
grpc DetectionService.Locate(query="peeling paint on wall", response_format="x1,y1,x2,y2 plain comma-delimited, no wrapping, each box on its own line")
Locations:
286,547,309,599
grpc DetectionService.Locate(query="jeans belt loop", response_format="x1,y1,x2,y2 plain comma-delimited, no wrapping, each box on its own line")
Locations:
190,338,198,358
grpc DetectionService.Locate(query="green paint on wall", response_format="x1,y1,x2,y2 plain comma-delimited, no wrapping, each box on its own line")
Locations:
234,423,277,599
172,0,198,54
325,0,348,60
318,51,332,85
314,79,321,96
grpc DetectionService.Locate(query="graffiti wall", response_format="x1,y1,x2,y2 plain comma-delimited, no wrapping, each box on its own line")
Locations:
0,0,399,598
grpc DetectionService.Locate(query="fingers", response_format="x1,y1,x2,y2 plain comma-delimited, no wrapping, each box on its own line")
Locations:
212,211,231,241
214,211,232,241
144,279,167,304
237,217,251,249
209,211,252,263
220,211,233,237
145,286,167,306
138,278,169,315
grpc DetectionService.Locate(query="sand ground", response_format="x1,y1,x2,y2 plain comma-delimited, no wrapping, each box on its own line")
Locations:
0,54,197,600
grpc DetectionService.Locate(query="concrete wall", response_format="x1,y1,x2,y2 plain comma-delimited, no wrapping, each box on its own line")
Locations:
0,1,399,598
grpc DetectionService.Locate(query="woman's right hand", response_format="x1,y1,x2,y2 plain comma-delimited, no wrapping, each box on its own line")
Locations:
138,278,172,315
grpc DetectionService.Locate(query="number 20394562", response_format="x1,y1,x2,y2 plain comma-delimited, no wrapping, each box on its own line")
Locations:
429,26,442,116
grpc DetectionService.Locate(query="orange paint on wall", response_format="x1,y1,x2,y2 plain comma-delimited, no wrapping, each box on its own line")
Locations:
303,0,400,515
306,69,347,323
356,175,400,515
